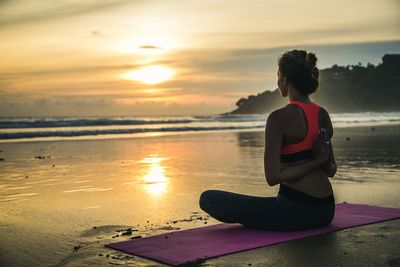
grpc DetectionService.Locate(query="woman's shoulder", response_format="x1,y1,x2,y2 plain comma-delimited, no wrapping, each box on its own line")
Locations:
267,106,288,120
266,106,292,128
268,104,301,118
317,105,329,115
315,105,332,122
316,105,334,137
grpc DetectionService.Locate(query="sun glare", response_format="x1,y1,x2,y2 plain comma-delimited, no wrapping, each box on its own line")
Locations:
122,65,174,84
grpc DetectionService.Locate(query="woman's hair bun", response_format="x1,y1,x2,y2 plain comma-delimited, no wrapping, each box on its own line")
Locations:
305,52,317,71
278,49,319,96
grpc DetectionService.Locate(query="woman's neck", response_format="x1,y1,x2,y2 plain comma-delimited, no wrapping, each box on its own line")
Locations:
288,88,311,103
288,95,311,104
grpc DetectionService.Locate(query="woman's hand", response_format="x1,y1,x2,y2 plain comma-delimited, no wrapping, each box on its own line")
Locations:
312,128,330,164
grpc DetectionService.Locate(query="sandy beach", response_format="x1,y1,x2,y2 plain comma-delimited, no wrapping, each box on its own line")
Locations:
0,124,399,266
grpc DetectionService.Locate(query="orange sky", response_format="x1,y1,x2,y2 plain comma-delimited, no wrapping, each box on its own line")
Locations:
0,0,399,116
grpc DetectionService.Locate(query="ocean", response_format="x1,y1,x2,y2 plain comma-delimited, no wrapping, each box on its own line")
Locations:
1,112,400,142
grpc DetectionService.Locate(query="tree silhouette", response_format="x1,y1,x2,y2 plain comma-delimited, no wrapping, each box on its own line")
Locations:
228,54,400,114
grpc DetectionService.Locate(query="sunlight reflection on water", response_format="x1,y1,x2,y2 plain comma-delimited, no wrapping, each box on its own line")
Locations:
140,155,169,196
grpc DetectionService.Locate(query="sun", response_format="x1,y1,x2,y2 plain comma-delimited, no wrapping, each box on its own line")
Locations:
121,65,174,85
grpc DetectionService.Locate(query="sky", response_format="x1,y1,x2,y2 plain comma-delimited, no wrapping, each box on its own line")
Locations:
0,0,399,117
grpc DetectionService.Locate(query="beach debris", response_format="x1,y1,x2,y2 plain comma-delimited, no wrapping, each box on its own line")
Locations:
98,253,103,257
346,137,350,141
81,225,135,238
0,158,4,161
52,165,55,167
122,229,133,236
130,235,142,239
34,155,51,160
25,176,29,178
168,215,210,225
119,228,136,236
371,127,375,131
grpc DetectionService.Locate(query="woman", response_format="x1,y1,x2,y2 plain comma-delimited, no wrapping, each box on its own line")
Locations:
199,49,337,231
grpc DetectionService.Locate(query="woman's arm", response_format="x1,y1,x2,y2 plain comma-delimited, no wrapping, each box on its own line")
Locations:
264,111,329,186
321,142,337,177
319,108,337,178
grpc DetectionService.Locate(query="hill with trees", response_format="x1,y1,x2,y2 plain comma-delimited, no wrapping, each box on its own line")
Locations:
229,54,400,114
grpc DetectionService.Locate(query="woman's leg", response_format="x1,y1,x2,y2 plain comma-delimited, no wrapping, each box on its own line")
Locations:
199,190,282,230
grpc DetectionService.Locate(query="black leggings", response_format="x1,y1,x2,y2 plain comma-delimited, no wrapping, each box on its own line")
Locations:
199,185,335,231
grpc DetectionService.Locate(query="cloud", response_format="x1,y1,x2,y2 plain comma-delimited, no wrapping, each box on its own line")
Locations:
0,63,143,82
139,45,163,49
0,0,135,27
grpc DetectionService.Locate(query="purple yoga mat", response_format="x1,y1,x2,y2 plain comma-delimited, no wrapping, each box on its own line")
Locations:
106,203,400,266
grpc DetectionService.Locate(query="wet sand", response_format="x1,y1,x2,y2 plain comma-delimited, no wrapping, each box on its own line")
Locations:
0,125,399,266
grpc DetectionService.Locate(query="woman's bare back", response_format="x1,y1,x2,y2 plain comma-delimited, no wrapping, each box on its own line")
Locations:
279,104,333,198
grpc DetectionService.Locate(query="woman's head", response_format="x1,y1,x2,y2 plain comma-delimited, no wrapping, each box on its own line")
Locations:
277,49,319,97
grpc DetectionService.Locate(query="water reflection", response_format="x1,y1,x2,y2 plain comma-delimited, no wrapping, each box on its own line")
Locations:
236,131,264,148
236,131,265,160
140,156,169,196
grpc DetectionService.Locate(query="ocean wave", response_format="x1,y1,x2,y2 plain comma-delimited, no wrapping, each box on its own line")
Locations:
0,115,269,129
0,125,265,140
0,118,194,129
